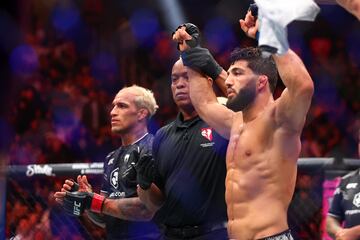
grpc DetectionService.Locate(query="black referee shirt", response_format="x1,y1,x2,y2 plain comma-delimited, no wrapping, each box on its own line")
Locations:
153,113,228,227
101,133,161,240
329,169,360,228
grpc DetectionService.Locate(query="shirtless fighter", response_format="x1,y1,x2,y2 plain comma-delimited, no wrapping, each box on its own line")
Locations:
172,8,314,240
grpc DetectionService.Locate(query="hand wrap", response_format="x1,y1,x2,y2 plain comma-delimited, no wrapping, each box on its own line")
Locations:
135,154,155,190
181,47,223,80
63,191,105,216
173,23,201,49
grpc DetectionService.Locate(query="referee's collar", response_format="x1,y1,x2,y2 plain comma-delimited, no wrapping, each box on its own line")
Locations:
175,113,200,129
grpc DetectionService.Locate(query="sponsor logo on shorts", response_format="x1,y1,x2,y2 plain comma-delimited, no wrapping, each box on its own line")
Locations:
201,128,213,141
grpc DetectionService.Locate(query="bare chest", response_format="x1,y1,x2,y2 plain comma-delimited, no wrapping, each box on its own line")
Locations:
226,120,272,169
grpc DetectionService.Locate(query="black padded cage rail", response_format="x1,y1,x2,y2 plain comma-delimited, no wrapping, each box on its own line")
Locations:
2,158,360,240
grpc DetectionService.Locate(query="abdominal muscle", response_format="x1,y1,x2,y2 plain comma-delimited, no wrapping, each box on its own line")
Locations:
225,147,296,240
226,169,290,239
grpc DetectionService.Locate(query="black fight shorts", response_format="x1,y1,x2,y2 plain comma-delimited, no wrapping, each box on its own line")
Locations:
257,229,294,240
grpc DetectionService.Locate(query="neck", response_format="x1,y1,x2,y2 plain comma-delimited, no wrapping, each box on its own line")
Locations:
180,107,198,121
242,93,273,123
120,124,148,146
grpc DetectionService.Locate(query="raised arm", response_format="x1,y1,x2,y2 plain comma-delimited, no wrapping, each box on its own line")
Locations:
273,50,314,132
240,7,314,132
187,68,233,139
173,24,234,139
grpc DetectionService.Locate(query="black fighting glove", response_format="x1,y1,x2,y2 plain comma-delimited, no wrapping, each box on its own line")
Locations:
63,191,105,216
181,47,223,80
69,179,79,192
173,23,201,50
122,147,140,187
248,3,258,18
135,154,155,190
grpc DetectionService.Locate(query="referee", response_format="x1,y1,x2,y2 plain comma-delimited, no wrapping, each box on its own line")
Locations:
137,59,229,240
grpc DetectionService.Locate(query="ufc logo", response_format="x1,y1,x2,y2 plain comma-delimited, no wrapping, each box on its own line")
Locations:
73,201,81,216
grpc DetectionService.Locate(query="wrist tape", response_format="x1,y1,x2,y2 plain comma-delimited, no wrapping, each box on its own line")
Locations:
90,193,105,213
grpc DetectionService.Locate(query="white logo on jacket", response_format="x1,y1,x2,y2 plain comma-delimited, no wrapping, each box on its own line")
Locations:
353,192,360,207
124,154,130,164
108,158,114,165
110,168,119,189
347,183,358,189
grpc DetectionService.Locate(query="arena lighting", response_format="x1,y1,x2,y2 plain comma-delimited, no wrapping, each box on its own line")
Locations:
156,0,185,31
10,44,39,77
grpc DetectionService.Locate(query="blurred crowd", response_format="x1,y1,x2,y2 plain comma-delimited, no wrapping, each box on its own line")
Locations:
3,0,359,239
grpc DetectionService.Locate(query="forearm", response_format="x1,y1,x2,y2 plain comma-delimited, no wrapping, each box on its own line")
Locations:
86,211,106,228
101,197,155,221
187,68,218,113
273,50,314,96
187,67,233,139
137,184,165,212
326,215,343,238
347,225,360,238
214,69,228,96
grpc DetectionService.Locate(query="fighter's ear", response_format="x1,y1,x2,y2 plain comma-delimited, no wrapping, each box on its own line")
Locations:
137,108,149,121
258,75,268,91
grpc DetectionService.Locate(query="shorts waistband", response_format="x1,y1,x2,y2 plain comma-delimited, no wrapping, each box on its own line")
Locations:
165,222,227,238
257,229,293,240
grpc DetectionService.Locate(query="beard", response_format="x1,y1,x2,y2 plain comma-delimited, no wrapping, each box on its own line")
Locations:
226,81,256,112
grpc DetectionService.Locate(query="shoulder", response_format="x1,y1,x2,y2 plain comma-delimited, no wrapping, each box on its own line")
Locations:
103,148,119,167
138,133,154,146
134,133,154,154
153,121,176,153
338,170,359,188
155,121,176,138
341,170,358,182
105,149,118,160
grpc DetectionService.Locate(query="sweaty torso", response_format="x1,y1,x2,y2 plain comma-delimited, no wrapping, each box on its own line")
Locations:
226,105,300,240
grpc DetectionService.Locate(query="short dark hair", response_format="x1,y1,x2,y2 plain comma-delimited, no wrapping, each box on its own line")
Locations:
230,47,278,93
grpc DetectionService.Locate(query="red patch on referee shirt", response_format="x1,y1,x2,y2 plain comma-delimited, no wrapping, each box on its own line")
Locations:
201,128,213,141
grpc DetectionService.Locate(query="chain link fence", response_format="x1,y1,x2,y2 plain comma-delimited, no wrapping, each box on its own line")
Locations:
4,163,105,240
3,159,359,240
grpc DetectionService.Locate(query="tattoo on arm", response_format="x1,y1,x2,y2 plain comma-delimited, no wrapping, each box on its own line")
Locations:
87,211,106,228
103,197,155,221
